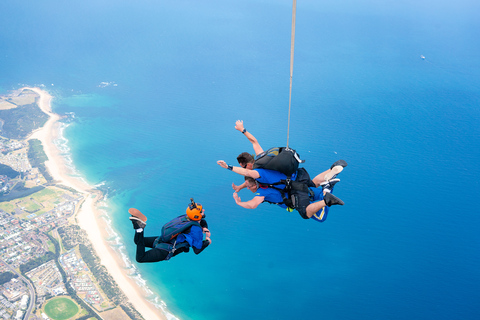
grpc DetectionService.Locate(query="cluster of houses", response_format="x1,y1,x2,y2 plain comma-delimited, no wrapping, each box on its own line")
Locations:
60,250,105,307
0,278,29,320
0,139,31,176
0,176,15,195
26,260,66,298
0,212,52,269
0,140,25,154
0,139,41,195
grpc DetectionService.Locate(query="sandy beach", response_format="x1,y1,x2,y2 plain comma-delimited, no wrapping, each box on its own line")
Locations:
24,87,168,320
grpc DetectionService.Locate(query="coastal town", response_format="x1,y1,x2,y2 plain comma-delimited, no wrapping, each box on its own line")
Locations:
0,89,145,320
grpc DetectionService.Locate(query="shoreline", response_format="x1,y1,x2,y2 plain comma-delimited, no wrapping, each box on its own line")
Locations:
23,87,170,320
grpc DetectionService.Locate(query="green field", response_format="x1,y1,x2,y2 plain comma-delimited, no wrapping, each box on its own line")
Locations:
44,297,79,320
18,198,43,212
0,186,75,216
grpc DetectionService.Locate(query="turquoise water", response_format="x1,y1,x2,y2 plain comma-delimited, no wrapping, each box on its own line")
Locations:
1,1,480,319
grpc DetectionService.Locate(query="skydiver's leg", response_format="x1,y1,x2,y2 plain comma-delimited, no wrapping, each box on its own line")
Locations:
310,205,329,222
306,200,327,218
143,236,157,248
320,179,340,193
305,189,344,219
134,231,169,263
312,169,331,187
312,160,348,186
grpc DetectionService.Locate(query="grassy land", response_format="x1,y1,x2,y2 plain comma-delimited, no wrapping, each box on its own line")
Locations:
0,202,15,212
0,186,77,216
17,198,43,212
47,239,55,253
49,229,66,255
7,90,37,106
44,296,80,320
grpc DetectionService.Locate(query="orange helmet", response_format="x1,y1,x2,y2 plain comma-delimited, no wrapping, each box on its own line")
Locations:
186,198,203,221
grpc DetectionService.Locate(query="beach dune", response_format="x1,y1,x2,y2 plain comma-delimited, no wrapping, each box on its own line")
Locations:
24,87,168,320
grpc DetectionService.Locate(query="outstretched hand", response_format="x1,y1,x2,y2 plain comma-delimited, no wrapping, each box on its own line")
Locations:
235,120,244,132
203,228,212,244
217,160,228,168
233,192,241,203
232,182,241,192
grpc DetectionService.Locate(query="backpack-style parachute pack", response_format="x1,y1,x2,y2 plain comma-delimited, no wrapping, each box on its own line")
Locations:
159,215,200,242
253,147,304,176
153,214,201,260
253,147,316,219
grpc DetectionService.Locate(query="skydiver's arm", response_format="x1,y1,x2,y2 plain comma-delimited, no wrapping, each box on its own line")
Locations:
200,220,208,229
217,160,260,179
235,120,264,156
192,227,211,254
232,181,247,192
233,193,264,209
193,240,210,254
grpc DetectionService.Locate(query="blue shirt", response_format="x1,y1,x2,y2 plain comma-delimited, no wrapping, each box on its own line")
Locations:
254,168,297,189
255,186,288,208
175,225,204,249
253,168,298,209
255,183,324,210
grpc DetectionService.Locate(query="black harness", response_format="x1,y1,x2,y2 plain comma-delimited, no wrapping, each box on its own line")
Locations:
259,168,316,210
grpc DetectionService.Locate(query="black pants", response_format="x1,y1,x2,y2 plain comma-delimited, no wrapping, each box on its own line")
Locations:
134,231,187,263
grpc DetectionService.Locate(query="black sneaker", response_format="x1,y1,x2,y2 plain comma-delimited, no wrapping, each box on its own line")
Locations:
320,178,340,192
330,160,348,169
130,217,146,230
324,192,344,206
128,208,147,230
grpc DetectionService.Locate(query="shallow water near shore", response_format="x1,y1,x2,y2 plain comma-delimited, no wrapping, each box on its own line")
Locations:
2,1,480,319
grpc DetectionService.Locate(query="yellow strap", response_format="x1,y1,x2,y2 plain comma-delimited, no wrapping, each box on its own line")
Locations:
287,0,297,148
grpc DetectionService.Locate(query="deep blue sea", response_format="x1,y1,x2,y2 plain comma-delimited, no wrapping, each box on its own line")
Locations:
1,1,480,319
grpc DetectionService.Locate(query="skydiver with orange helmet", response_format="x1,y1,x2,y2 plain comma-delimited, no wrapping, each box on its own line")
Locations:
129,198,211,263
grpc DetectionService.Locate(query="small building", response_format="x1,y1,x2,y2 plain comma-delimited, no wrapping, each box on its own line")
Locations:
15,310,24,320
20,294,29,310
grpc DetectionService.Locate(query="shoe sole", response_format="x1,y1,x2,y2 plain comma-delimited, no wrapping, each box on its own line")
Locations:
331,160,348,169
323,166,343,181
320,178,340,186
128,208,147,223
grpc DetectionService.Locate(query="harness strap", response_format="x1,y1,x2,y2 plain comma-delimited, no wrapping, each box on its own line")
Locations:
154,238,189,261
259,178,293,206
163,239,184,260
260,176,315,207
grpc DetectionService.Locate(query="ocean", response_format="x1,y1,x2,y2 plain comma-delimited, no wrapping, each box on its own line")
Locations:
1,0,479,319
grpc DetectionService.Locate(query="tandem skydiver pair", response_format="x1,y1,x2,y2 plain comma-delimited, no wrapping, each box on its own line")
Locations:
217,120,347,223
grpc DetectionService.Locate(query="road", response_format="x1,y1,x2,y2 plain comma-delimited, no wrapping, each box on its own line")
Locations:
0,257,36,319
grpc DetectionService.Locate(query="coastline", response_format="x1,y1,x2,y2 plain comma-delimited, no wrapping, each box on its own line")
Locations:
24,87,169,320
